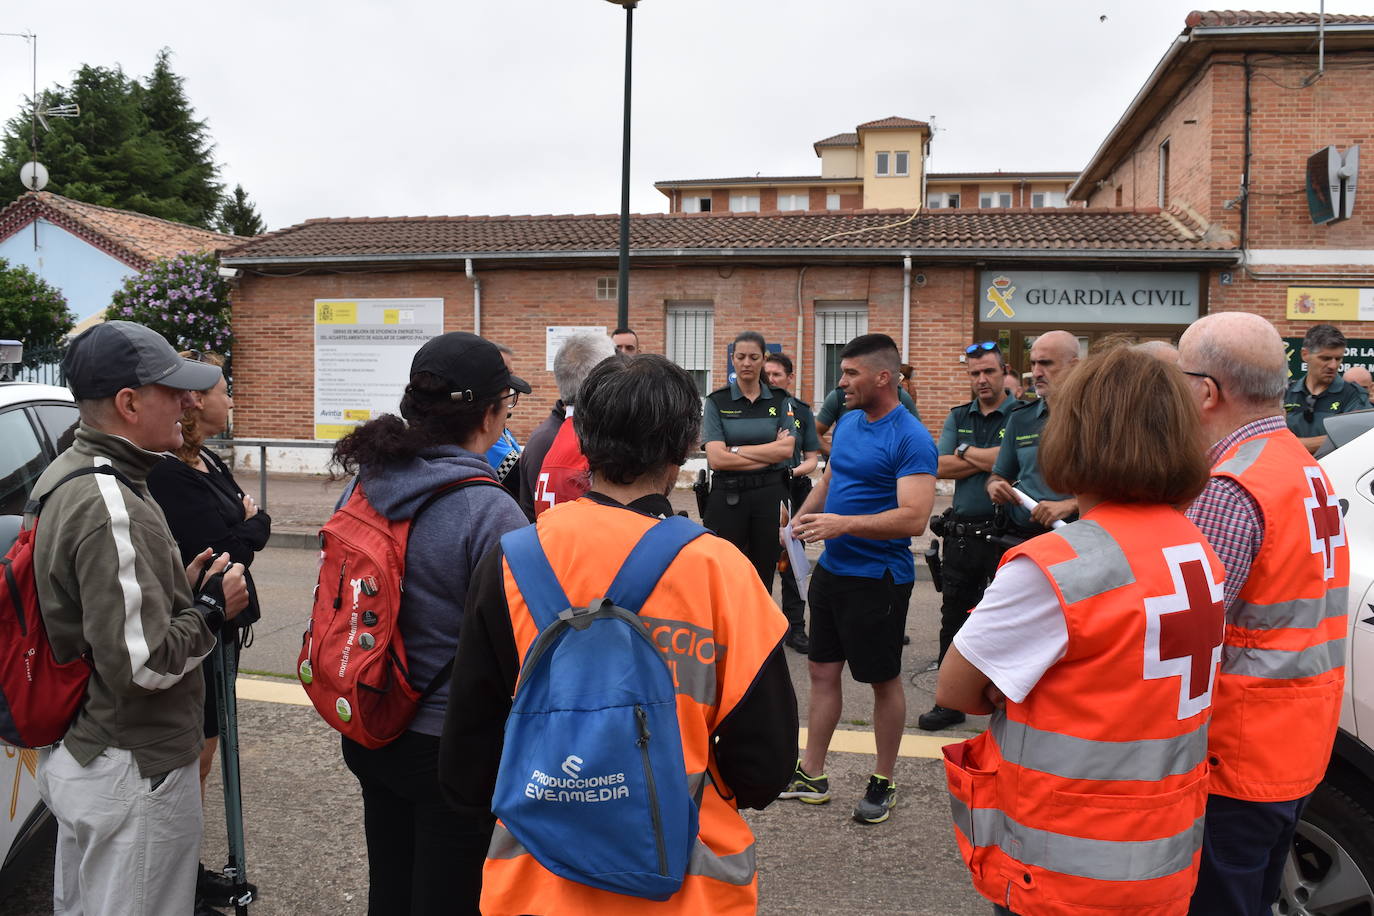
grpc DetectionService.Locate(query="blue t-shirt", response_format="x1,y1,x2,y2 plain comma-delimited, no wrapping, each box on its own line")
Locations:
818,404,937,583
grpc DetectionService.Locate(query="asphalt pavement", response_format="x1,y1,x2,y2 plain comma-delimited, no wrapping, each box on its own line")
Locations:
10,472,990,915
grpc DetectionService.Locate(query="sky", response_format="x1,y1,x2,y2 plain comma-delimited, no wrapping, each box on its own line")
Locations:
0,1,1365,231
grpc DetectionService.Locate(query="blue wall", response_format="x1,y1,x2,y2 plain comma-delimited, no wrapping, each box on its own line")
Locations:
0,219,136,323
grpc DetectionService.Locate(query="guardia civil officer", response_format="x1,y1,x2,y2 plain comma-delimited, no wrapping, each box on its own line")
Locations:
765,351,821,653
1283,323,1370,454
702,331,797,591
920,341,1016,732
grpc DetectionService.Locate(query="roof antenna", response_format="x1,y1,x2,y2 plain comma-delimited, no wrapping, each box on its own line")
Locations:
0,31,81,193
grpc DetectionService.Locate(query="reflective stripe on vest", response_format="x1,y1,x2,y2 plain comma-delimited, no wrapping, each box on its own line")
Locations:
639,615,720,706
1213,437,1266,478
991,714,1208,783
1230,588,1348,632
1223,638,1346,680
1045,521,1136,604
949,795,1205,883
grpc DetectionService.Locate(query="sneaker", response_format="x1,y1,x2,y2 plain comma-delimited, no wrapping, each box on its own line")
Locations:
778,761,830,804
194,897,224,916
785,628,810,655
853,774,897,824
197,863,257,907
917,705,966,731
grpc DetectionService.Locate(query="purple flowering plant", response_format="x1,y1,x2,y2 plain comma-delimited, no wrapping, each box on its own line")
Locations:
0,256,75,360
110,250,233,368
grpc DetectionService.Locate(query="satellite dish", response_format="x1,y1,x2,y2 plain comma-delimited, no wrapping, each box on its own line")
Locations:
19,161,48,192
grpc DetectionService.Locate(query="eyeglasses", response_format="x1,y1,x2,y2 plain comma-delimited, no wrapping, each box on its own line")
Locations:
965,341,1000,356
500,390,520,414
1180,370,1223,395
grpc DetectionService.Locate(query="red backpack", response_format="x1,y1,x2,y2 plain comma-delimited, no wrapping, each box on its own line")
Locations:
298,475,501,748
0,466,139,748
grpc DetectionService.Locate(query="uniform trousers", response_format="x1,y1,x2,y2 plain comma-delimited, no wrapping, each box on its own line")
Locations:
1188,793,1307,916
38,743,202,916
937,531,1005,662
704,479,787,594
779,476,813,631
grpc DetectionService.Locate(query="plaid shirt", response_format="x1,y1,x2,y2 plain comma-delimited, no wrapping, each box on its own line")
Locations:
1185,415,1286,611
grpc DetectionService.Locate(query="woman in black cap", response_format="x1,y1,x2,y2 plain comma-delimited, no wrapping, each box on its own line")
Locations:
701,330,797,592
330,332,528,916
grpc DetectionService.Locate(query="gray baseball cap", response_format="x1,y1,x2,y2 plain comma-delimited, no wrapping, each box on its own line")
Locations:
62,321,223,399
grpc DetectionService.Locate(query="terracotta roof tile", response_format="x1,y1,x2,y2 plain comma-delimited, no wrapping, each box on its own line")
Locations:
856,116,930,131
1186,10,1374,28
223,209,1234,264
0,192,243,270
654,175,843,188
813,132,858,148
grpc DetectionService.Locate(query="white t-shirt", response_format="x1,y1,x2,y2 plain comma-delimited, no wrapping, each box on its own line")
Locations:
951,556,1070,704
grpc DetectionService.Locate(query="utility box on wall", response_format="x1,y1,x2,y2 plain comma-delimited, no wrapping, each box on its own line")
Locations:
1307,145,1360,225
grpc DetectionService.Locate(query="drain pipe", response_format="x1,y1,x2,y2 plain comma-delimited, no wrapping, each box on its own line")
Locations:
465,258,481,335
795,265,808,391
901,256,912,364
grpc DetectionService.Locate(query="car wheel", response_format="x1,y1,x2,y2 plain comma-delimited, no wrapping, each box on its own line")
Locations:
1276,780,1374,915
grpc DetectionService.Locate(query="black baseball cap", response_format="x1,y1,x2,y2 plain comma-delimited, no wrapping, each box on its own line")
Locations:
62,321,223,399
411,332,531,402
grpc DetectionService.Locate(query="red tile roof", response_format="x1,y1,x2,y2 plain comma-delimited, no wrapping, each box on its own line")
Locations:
0,192,242,270
856,116,930,131
813,132,858,149
223,208,1234,265
1186,10,1374,27
654,175,848,188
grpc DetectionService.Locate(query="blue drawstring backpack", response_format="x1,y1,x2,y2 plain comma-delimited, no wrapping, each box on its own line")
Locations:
492,515,705,900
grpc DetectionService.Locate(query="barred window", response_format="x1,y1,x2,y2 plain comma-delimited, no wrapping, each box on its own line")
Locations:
665,302,714,396
815,303,869,398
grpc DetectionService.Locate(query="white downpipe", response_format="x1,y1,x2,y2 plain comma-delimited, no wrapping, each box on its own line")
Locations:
901,256,912,364
795,265,808,391
466,258,481,335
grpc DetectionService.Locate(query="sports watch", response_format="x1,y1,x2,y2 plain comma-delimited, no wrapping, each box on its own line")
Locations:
955,443,972,460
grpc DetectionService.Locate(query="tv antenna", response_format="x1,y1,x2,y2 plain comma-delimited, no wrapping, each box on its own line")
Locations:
0,31,81,192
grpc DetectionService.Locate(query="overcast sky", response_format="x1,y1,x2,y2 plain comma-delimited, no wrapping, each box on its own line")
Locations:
1,1,1363,231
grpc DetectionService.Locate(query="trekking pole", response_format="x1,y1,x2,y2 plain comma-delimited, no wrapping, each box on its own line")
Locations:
212,636,253,914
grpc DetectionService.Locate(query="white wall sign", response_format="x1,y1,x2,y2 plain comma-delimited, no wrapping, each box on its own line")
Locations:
314,298,444,440
545,325,608,370
978,270,1201,325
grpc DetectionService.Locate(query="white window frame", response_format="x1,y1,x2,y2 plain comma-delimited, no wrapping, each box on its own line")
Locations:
825,191,841,209
813,304,869,404
777,191,808,211
875,151,891,176
595,277,617,300
980,191,1012,209
682,196,711,214
729,192,759,213
1031,190,1065,208
894,151,909,176
665,302,715,396
926,192,959,209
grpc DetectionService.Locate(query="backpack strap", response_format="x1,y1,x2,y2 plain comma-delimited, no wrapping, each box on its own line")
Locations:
500,525,573,631
24,465,143,517
604,515,707,614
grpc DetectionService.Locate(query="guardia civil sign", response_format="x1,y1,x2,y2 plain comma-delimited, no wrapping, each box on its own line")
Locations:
978,270,1202,325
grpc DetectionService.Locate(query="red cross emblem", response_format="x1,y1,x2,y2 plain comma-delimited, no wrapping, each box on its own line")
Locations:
1303,468,1345,580
1144,543,1226,720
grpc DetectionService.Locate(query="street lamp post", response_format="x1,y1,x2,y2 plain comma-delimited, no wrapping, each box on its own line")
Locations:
605,0,638,330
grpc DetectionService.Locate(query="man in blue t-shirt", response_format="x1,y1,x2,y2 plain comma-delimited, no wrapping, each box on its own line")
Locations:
780,333,937,826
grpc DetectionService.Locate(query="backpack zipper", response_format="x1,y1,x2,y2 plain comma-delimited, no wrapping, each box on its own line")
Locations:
331,560,347,611
635,704,668,877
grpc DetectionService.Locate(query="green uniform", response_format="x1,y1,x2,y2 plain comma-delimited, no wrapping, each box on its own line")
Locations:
937,396,1016,518
784,397,821,468
702,382,797,593
816,386,922,428
1283,376,1370,439
990,398,1072,531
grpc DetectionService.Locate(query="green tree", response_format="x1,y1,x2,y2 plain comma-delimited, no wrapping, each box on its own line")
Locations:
0,258,76,361
216,184,266,237
0,51,238,229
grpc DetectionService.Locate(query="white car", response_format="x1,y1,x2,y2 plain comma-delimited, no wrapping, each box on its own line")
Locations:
1277,412,1374,914
0,383,78,896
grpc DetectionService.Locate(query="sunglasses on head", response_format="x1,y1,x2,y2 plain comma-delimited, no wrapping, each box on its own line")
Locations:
965,341,1000,356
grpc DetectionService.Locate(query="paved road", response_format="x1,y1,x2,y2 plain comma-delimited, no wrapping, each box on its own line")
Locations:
11,500,992,914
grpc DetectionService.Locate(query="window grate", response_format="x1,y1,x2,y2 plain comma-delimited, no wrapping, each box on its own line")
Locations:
666,303,715,396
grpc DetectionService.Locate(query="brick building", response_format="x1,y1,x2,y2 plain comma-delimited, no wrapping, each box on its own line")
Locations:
222,10,1374,470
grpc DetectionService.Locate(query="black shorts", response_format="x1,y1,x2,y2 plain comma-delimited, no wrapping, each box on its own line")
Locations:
806,563,913,684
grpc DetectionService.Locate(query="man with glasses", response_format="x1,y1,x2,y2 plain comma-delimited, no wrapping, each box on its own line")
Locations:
920,341,1016,731
986,330,1079,538
1283,324,1369,454
1178,312,1349,914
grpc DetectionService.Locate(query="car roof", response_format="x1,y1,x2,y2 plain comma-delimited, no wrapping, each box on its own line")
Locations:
0,382,75,409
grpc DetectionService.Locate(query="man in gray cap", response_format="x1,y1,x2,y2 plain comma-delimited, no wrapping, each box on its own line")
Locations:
33,320,248,915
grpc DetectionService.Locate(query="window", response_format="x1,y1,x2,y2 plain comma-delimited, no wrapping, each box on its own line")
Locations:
595,277,617,300
0,409,48,516
728,193,759,213
875,152,890,176
1158,139,1170,207
926,192,960,209
666,303,714,396
825,192,841,209
32,402,79,452
777,192,808,211
980,191,1012,209
815,304,868,397
894,151,909,176
682,196,711,213
1031,191,1065,208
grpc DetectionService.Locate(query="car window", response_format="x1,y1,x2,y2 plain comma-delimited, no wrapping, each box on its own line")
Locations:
32,402,80,453
0,409,48,516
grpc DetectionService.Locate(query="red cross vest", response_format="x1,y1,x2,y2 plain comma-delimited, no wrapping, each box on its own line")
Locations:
944,503,1225,916
482,498,788,915
1205,428,1349,802
532,411,590,519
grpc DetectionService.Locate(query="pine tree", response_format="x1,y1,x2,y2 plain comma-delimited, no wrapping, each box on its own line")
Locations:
216,184,266,236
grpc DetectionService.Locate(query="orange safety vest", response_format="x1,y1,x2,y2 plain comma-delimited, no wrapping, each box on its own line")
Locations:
944,503,1226,916
1205,429,1349,802
482,498,788,915
533,411,590,518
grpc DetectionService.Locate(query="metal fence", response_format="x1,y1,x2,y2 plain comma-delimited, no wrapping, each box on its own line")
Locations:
220,439,335,511
14,343,66,386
